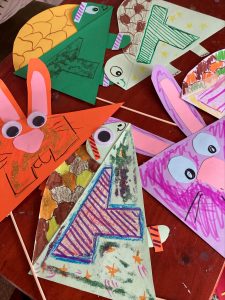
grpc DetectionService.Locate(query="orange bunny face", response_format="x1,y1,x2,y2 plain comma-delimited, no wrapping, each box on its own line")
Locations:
0,59,121,221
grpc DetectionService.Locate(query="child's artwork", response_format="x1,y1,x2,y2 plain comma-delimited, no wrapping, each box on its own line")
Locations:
13,3,130,104
104,0,225,90
33,145,100,261
0,58,121,221
139,65,225,257
182,49,225,119
33,122,156,299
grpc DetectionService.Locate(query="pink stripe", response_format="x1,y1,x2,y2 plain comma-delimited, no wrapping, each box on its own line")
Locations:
112,33,123,50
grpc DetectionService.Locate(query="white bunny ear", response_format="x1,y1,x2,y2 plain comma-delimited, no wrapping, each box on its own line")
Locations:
0,79,25,122
152,65,206,137
27,59,51,116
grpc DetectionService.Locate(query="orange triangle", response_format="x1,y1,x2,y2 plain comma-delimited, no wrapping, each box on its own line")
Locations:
0,103,121,221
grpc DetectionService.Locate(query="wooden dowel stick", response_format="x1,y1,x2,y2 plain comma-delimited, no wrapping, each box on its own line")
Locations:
10,212,46,300
96,97,177,127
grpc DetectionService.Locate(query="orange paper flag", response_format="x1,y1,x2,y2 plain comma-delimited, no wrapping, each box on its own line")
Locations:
0,58,121,221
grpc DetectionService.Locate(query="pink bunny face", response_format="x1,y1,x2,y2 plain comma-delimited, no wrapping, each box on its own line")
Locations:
140,119,225,247
139,65,225,257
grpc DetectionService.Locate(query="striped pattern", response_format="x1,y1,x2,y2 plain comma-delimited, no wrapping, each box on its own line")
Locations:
148,225,163,252
88,135,100,160
198,76,225,113
137,5,199,64
52,168,142,262
112,33,123,50
103,74,110,87
74,2,87,23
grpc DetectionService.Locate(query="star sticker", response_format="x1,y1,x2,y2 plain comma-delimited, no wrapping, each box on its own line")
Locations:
186,23,193,29
106,264,119,277
139,291,147,300
169,15,176,22
200,23,208,30
161,51,168,58
85,270,92,280
133,251,143,264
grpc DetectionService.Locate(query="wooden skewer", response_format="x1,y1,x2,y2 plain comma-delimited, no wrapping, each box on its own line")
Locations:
10,212,46,300
96,97,177,127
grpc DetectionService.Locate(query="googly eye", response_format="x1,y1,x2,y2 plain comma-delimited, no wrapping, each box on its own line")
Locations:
168,156,197,184
93,127,115,146
110,66,123,77
193,133,220,156
2,121,22,139
27,112,47,129
85,5,99,14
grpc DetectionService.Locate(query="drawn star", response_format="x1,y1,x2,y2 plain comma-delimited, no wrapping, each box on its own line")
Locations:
105,246,116,253
186,23,193,29
85,270,92,280
59,265,68,276
176,12,182,17
161,51,168,58
169,15,176,22
139,291,147,300
106,264,119,277
200,23,208,30
133,251,143,264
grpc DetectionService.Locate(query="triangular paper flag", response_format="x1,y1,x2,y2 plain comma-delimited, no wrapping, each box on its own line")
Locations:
33,123,156,299
139,66,225,257
105,0,225,89
182,49,225,118
0,58,121,221
13,3,130,104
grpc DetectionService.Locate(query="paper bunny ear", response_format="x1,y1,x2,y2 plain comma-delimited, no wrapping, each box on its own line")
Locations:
107,117,173,156
0,79,25,122
27,58,51,116
152,65,206,136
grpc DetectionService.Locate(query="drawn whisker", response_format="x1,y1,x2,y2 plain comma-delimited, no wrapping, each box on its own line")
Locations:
54,125,66,130
52,121,63,127
0,161,7,169
194,194,202,223
185,191,202,221
55,129,68,132
221,195,225,201
0,152,12,156
0,157,7,163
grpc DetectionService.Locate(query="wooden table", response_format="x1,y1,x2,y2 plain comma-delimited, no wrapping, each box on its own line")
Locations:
0,0,224,299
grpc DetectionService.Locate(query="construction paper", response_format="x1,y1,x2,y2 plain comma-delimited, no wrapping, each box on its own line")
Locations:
151,66,205,136
147,225,170,249
33,123,156,299
32,145,100,261
13,3,131,105
182,49,225,119
107,117,173,157
0,58,121,222
148,226,164,252
12,4,78,71
105,0,225,89
212,265,225,300
139,66,225,257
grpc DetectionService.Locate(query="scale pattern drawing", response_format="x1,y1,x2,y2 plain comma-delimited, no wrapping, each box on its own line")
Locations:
137,5,199,64
52,167,143,263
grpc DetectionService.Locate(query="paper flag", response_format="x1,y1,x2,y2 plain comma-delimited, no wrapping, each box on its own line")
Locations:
182,49,225,119
139,65,225,257
105,0,225,90
33,122,156,299
13,3,130,104
0,58,121,222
